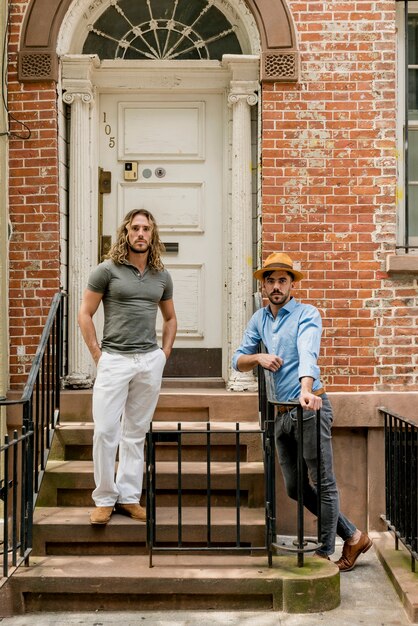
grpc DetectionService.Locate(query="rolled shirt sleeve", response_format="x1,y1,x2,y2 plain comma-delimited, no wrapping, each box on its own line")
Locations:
232,312,262,371
297,305,322,382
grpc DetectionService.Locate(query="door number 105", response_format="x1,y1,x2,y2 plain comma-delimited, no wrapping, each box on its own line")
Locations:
103,113,115,148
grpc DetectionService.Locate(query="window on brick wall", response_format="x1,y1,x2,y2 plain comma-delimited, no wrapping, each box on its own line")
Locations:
82,0,242,60
397,1,418,252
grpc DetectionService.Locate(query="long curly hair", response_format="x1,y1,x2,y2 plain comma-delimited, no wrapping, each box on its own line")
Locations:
105,208,165,271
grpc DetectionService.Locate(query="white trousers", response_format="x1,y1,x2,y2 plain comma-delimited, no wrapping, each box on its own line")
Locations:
91,349,166,507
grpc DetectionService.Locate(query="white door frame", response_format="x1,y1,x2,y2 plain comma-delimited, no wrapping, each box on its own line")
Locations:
61,55,259,390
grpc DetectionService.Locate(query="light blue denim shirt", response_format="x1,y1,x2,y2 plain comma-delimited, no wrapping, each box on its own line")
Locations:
232,297,323,402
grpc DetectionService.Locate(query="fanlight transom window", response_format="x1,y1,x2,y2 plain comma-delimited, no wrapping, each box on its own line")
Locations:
82,0,243,60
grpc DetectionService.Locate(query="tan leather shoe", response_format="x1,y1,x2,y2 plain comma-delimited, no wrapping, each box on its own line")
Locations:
90,505,114,525
335,532,373,572
115,502,146,522
313,551,330,561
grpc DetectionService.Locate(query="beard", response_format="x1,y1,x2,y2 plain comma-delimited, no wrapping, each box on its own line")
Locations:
127,240,150,254
267,290,289,306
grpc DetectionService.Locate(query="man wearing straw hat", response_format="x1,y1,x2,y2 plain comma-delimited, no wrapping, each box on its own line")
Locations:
232,252,372,571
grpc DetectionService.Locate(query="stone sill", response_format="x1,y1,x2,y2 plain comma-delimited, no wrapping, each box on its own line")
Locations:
386,253,418,274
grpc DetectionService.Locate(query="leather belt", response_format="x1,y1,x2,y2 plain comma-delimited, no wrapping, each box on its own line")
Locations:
276,388,325,414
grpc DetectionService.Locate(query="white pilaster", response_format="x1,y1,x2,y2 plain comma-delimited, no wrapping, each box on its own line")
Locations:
223,56,259,391
62,55,99,387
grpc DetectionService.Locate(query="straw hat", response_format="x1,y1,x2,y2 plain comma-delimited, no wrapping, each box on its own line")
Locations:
253,252,304,282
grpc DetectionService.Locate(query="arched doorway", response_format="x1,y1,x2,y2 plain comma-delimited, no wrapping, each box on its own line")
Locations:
18,0,298,389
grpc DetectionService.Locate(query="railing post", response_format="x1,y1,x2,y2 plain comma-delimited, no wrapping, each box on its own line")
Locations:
316,408,322,549
177,423,182,548
206,423,211,547
54,297,63,421
296,405,304,567
265,401,276,568
146,424,155,568
12,431,18,567
22,402,34,565
2,434,9,578
235,423,241,547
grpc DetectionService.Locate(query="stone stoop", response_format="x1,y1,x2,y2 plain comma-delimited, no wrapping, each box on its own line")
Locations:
2,554,340,615
372,531,418,623
1,389,340,615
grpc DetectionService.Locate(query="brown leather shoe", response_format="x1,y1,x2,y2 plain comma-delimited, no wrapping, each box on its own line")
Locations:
313,551,330,561
115,502,146,522
90,505,114,525
335,532,373,572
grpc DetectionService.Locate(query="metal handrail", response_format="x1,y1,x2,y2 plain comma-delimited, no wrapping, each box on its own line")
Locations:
257,362,322,567
379,406,418,573
146,421,275,567
0,291,66,584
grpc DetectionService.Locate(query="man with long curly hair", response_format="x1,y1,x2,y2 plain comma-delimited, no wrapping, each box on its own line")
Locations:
78,209,177,525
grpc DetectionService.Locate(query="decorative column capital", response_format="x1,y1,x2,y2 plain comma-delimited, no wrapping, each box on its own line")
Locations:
62,54,100,106
62,89,95,106
227,90,258,107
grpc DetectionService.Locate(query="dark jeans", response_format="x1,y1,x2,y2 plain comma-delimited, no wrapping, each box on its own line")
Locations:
274,393,356,555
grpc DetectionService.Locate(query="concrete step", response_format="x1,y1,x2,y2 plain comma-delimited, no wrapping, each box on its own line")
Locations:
32,506,266,555
53,421,263,462
3,554,340,614
60,389,259,423
37,460,265,508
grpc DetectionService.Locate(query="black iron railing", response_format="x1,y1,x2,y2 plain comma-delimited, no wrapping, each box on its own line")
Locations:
0,291,66,585
379,407,418,573
258,352,322,567
146,418,276,568
146,348,322,569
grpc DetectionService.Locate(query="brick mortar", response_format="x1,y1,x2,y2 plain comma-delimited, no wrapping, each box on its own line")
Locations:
6,1,416,391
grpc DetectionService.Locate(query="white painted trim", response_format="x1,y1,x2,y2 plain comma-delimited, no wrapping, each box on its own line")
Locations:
58,0,262,385
223,55,259,390
396,2,418,248
61,54,259,384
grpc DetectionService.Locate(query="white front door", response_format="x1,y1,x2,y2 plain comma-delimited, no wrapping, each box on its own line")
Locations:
99,93,224,377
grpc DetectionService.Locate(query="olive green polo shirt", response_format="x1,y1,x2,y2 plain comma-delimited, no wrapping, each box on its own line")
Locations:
87,259,173,354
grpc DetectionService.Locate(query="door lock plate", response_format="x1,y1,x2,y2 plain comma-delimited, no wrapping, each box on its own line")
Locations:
99,170,111,194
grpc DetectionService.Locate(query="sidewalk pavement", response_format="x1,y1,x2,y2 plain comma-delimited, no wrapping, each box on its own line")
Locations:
0,535,412,626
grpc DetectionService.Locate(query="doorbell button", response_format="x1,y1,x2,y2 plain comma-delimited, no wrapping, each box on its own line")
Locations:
124,162,138,180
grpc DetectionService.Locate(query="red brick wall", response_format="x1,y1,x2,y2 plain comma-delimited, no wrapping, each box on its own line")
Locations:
7,1,413,391
8,1,60,387
261,1,408,391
